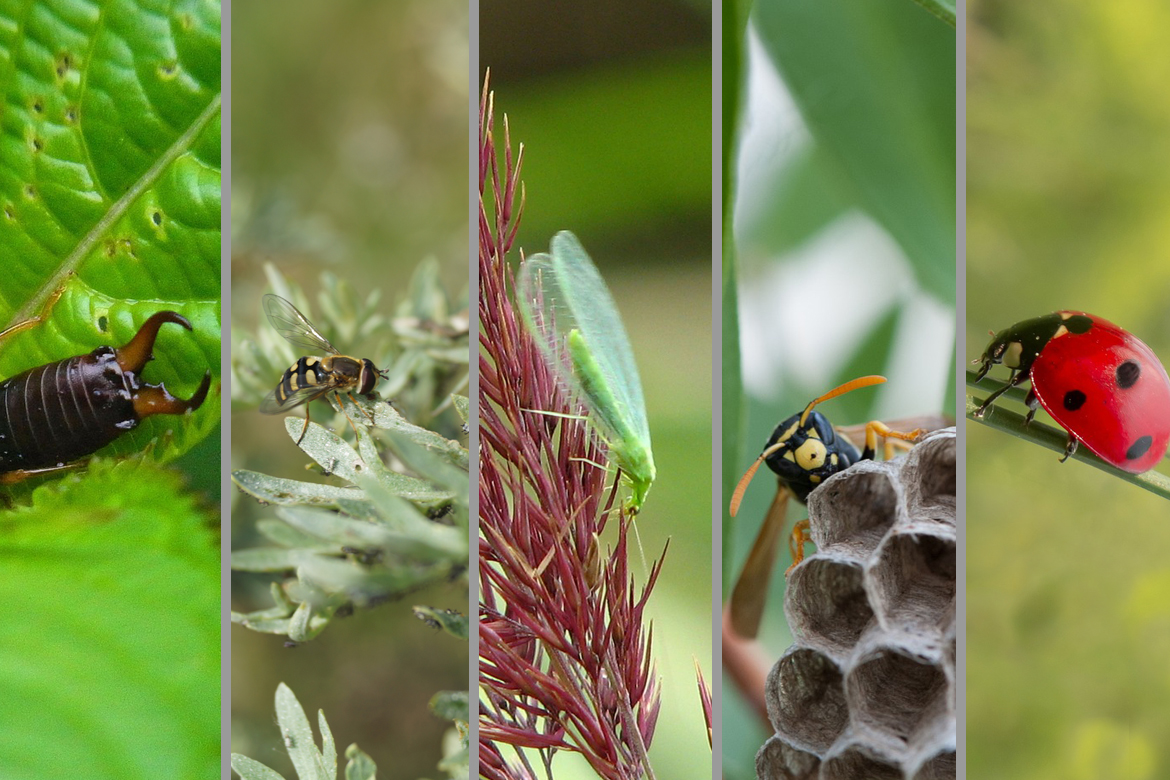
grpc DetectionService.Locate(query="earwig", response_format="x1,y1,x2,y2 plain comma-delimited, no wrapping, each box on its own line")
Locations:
0,311,211,484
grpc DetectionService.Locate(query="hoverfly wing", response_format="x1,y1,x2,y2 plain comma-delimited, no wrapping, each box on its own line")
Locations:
258,382,333,415
263,294,340,355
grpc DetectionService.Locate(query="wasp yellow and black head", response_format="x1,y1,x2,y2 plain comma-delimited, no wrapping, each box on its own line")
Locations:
761,407,862,503
729,375,890,516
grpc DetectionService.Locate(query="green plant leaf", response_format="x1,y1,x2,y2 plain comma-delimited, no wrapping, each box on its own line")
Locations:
414,606,469,639
754,0,955,303
231,754,289,780
275,683,334,780
0,460,219,779
343,745,377,780
428,690,469,723
0,0,222,481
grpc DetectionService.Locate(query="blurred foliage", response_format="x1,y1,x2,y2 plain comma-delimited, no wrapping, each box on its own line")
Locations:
722,3,955,778
230,3,468,778
482,2,713,777
968,1,1170,777
0,460,219,779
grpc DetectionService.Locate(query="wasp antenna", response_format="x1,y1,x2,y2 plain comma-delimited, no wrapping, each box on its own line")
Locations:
798,375,887,427
730,455,766,517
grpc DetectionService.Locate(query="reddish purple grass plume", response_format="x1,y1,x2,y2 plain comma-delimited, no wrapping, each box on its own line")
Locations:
478,75,664,780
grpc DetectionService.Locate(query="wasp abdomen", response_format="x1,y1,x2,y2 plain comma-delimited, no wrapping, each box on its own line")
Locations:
0,311,211,477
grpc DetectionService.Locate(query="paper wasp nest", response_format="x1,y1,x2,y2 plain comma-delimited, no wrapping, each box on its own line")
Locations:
756,428,956,780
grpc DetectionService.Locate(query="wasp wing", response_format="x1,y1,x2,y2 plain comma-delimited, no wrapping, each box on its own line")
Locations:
258,382,334,415
263,294,340,355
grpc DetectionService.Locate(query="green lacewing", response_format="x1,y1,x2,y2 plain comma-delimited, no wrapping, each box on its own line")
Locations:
517,230,656,513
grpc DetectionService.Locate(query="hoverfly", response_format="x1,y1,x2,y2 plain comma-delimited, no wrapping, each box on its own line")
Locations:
259,294,388,444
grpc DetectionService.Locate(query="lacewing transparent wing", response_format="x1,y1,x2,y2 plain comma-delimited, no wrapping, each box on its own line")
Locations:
516,230,656,512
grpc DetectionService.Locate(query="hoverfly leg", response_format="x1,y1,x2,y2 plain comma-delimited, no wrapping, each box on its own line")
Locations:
295,406,312,446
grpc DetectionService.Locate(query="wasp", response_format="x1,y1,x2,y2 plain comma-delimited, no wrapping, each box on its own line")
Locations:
728,375,927,637
259,294,387,444
0,311,211,485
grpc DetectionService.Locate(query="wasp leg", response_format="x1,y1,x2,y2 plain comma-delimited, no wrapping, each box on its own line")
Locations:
863,421,925,460
131,371,211,419
115,311,192,373
786,518,812,574
1059,435,1079,463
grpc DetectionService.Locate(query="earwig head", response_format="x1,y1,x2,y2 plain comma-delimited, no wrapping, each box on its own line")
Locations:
729,375,885,516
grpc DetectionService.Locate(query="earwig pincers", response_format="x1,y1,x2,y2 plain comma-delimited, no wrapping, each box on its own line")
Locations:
0,311,211,484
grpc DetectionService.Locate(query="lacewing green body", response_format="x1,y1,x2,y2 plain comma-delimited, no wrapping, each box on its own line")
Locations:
517,231,656,513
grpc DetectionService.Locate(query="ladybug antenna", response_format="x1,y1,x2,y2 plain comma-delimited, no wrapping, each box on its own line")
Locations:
798,375,887,427
730,375,886,517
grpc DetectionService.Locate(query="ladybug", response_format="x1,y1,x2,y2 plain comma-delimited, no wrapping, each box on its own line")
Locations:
972,311,1170,473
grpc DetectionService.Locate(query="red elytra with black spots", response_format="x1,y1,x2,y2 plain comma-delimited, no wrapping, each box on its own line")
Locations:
974,311,1170,473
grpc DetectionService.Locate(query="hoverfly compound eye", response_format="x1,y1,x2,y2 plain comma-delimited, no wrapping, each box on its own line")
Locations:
359,359,379,395
795,439,828,471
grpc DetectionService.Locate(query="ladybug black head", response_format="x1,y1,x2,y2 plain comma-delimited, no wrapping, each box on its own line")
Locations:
975,312,1093,381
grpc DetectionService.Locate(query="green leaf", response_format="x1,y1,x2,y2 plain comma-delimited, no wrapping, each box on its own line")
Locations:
909,0,956,27
0,0,222,480
275,683,334,780
428,691,469,723
343,745,377,780
413,606,469,639
754,0,955,303
0,460,219,779
231,754,289,780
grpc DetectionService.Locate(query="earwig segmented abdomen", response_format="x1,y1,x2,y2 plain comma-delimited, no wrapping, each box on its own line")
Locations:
0,311,211,481
0,348,135,472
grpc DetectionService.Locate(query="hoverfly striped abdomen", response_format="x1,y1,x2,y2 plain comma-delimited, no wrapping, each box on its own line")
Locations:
259,295,387,445
0,311,211,482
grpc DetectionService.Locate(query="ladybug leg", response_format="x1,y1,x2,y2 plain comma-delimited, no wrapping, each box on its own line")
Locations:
973,369,1027,418
786,518,812,574
1059,435,1079,463
1023,388,1040,426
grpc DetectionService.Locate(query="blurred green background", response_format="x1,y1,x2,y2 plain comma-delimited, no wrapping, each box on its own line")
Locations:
481,1,714,776
721,2,955,777
229,2,469,778
968,1,1170,777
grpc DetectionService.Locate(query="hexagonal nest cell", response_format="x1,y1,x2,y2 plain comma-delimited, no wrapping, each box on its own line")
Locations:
757,428,956,780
